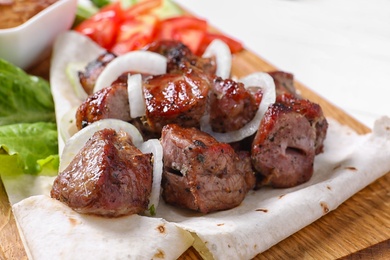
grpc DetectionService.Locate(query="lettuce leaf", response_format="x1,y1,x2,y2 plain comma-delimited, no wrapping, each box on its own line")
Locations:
0,59,59,177
0,59,55,126
0,122,59,176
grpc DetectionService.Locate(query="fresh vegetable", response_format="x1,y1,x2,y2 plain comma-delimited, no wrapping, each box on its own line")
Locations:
74,0,243,55
0,123,59,176
0,59,55,126
0,59,58,176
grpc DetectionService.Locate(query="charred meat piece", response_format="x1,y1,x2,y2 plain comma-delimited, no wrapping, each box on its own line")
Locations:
76,83,131,130
161,124,254,213
268,71,300,98
143,67,210,134
209,77,260,133
270,70,328,154
277,93,328,154
251,103,316,188
78,52,117,95
51,128,153,217
144,40,216,77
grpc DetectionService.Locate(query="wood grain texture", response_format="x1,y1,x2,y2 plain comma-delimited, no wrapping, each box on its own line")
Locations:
0,179,28,260
1,46,389,260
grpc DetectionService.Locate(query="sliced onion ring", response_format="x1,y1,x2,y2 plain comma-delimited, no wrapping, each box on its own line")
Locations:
127,73,146,118
65,62,88,100
59,106,78,143
200,72,276,143
202,39,232,79
93,50,167,93
139,139,163,215
59,119,144,172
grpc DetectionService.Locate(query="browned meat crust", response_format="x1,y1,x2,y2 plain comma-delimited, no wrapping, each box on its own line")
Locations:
51,128,153,217
160,124,255,213
251,103,316,188
75,83,131,130
209,77,260,132
142,67,210,134
79,52,117,95
144,40,216,76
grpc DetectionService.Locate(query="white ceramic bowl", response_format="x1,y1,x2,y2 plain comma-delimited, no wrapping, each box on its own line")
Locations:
0,0,78,70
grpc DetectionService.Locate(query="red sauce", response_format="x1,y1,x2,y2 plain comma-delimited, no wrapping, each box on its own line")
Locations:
0,0,58,29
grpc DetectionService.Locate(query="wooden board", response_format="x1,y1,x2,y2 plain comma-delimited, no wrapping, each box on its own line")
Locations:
1,48,389,260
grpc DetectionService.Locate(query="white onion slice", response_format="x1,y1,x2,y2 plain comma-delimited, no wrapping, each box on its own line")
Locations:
127,74,146,118
65,62,88,100
93,51,167,93
200,72,276,143
139,139,163,215
59,106,78,143
202,39,232,79
59,119,144,172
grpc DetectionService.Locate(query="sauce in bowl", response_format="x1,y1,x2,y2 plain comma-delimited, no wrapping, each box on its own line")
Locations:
0,0,58,29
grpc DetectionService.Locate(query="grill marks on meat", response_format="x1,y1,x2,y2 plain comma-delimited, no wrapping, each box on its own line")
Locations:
209,77,260,132
51,128,153,217
161,124,255,213
143,67,210,134
75,83,131,130
79,52,117,95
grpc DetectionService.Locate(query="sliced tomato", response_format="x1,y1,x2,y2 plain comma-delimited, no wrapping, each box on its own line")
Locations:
111,14,159,55
200,32,244,54
74,2,123,49
155,16,208,40
172,29,205,54
122,0,162,20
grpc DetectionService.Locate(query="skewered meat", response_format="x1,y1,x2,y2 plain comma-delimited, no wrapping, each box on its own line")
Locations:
51,128,153,217
143,67,210,134
209,77,261,132
79,52,117,95
75,83,131,130
161,124,255,213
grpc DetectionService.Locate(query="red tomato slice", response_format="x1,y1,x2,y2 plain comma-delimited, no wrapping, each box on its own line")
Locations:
75,3,123,49
155,16,208,40
172,29,205,54
112,14,159,55
200,32,244,54
122,0,162,20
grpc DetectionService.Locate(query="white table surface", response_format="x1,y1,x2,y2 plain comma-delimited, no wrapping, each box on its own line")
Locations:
175,0,390,129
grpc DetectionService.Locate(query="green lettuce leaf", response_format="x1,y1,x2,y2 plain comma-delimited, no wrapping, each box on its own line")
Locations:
0,122,59,176
0,59,55,126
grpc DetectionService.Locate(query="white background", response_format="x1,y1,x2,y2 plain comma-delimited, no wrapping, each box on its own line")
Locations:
175,0,390,128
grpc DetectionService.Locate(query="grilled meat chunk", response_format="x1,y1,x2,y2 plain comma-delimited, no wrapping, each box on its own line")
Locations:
251,103,317,188
209,77,260,133
269,71,300,98
78,52,117,95
76,83,131,130
145,40,216,76
161,124,254,213
278,94,328,154
51,128,153,217
143,68,210,134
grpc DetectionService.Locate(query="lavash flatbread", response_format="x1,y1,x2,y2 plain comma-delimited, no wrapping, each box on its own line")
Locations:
5,31,390,259
13,195,194,260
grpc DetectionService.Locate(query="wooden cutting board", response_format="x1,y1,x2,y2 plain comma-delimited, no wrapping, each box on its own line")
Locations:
0,48,389,260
